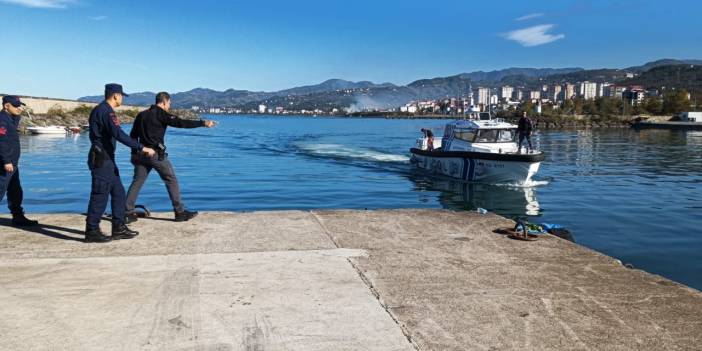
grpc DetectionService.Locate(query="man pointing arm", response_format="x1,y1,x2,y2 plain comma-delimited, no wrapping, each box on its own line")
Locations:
125,91,215,223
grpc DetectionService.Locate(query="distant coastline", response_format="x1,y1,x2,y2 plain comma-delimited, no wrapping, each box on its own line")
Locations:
200,111,671,129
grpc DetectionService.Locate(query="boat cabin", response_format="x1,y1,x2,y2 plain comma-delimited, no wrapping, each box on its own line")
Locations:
440,119,520,154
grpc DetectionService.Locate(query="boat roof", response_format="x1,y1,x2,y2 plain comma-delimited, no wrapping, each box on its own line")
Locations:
449,119,516,130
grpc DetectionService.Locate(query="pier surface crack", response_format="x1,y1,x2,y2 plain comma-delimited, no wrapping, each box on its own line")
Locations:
310,211,420,350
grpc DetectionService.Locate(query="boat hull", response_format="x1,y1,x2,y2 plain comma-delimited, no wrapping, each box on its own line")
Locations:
410,148,543,184
27,127,67,135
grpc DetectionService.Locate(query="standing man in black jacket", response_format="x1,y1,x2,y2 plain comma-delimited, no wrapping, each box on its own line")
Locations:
516,111,534,154
125,92,215,223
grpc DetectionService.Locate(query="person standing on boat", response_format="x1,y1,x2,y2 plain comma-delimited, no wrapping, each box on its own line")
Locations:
124,92,215,223
421,128,434,151
84,84,156,243
517,111,533,153
0,96,39,227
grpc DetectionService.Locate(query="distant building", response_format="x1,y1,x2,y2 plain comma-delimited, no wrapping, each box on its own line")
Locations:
500,86,514,101
490,94,498,105
608,85,626,99
258,104,267,113
563,83,576,100
579,81,597,100
623,88,646,105
549,85,562,102
477,88,490,105
597,83,611,98
514,90,524,101
529,91,541,100
542,85,549,92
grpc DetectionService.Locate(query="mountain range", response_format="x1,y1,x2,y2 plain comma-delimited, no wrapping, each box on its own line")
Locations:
78,59,702,111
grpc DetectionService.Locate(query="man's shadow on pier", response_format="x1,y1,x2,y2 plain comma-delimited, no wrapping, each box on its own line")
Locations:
0,218,85,242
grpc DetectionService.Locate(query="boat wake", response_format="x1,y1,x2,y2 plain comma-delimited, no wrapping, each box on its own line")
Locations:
500,179,551,188
294,142,410,163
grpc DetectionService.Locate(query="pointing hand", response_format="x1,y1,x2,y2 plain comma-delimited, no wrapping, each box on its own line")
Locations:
142,147,156,157
3,163,13,173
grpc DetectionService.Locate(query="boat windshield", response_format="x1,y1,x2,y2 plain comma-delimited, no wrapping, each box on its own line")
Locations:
497,129,516,142
454,130,477,142
474,129,517,143
476,129,498,142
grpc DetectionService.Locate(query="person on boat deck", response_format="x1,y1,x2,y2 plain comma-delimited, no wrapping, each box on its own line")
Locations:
517,111,533,153
0,96,39,227
421,128,434,151
124,92,215,223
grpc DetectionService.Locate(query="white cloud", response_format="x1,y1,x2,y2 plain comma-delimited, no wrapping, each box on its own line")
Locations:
90,15,107,21
515,13,544,21
0,0,74,8
503,24,565,47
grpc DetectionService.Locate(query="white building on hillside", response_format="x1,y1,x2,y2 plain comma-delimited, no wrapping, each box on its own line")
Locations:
500,86,514,101
597,83,611,98
477,88,490,105
580,81,597,100
549,85,562,102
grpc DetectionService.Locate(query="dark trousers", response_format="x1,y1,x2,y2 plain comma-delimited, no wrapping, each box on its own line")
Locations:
518,132,533,152
0,168,24,215
125,155,184,213
86,158,126,229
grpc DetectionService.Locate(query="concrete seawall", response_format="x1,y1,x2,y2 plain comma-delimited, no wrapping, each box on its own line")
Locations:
1,210,700,350
0,94,142,114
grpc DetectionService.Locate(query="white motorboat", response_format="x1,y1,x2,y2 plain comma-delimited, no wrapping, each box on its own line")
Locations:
410,112,544,184
26,126,68,135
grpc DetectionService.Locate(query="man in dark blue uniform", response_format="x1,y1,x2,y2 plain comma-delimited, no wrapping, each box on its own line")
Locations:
0,96,39,227
85,84,155,243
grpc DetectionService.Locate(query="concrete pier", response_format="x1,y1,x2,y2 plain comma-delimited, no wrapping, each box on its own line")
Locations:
1,210,700,350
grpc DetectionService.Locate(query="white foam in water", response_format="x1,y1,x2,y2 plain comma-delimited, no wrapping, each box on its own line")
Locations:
297,143,410,163
497,179,550,188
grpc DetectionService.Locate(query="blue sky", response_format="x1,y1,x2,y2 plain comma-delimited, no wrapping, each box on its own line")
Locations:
1,0,700,99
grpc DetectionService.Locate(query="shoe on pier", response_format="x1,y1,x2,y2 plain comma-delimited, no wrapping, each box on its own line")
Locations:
175,210,198,222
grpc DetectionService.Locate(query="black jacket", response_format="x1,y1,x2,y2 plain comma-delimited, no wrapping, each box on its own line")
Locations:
0,110,21,166
517,116,533,134
130,105,205,150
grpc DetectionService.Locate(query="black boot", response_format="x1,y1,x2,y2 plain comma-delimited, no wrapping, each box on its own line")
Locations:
175,210,198,222
85,227,112,243
12,212,39,227
125,211,138,224
112,223,139,240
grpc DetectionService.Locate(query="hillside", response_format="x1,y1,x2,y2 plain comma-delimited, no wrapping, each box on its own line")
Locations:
77,59,701,111
621,64,702,93
626,59,702,72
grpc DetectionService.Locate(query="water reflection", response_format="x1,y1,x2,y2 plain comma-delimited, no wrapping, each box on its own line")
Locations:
407,171,540,217
685,131,702,147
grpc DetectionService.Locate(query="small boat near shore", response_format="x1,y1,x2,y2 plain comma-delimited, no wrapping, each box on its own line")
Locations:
410,113,545,184
26,126,68,135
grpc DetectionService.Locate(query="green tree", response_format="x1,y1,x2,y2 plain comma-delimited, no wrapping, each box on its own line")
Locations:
572,97,584,115
642,97,662,115
662,90,691,114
